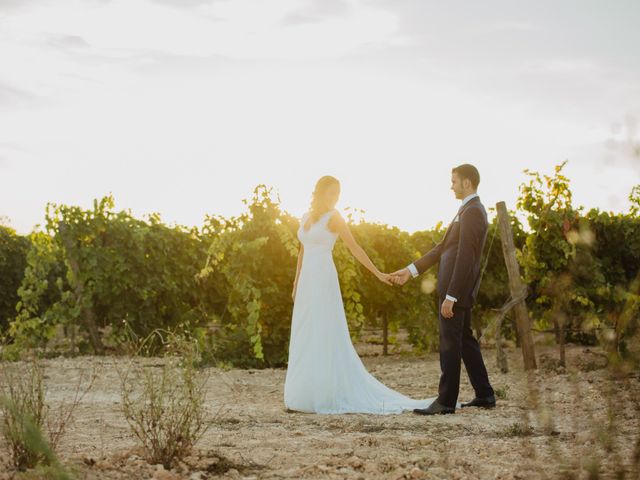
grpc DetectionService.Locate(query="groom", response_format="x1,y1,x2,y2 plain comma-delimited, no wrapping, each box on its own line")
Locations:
391,164,495,415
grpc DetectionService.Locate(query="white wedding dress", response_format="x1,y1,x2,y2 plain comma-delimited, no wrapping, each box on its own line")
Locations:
284,210,435,414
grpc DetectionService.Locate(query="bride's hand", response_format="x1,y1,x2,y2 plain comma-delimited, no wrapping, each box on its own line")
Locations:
376,271,393,286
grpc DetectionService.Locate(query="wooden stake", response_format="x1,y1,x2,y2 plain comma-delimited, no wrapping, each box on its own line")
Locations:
494,309,509,374
496,202,537,370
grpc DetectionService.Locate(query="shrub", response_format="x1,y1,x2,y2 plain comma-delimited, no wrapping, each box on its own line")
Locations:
0,356,91,474
117,331,209,469
0,225,30,333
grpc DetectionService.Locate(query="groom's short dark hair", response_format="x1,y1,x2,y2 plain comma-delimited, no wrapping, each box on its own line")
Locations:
452,164,480,189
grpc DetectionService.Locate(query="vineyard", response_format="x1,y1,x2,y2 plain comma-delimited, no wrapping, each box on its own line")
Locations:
1,163,639,367
1,163,639,479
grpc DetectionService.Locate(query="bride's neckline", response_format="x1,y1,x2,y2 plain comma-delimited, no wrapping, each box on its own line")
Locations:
303,209,335,231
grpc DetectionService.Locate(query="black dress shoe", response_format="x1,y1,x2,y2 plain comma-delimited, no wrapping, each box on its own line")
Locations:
460,395,496,409
413,400,455,415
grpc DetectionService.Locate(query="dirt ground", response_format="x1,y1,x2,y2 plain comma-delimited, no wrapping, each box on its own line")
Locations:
1,340,639,480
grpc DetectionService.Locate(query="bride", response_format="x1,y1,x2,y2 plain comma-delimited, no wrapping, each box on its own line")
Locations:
284,175,434,414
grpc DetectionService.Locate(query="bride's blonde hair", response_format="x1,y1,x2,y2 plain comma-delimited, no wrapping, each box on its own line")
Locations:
306,176,340,227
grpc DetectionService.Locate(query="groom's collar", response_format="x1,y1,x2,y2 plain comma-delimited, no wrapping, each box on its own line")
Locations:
448,193,480,229
460,193,479,209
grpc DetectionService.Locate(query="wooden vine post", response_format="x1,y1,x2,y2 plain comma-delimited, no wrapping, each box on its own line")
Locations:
496,202,537,370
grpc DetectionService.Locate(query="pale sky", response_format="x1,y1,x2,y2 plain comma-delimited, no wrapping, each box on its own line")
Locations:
1,0,639,234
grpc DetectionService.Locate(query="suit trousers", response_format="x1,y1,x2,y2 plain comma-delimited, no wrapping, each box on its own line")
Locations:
436,298,494,408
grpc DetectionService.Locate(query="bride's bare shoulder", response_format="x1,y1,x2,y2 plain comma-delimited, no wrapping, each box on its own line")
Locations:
327,209,344,232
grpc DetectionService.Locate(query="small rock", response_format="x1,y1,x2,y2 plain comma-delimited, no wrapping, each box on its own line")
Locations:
428,467,447,478
410,467,426,479
152,465,179,480
95,460,111,471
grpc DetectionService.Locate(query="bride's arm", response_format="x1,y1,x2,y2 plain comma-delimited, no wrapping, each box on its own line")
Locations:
330,213,392,285
292,244,304,301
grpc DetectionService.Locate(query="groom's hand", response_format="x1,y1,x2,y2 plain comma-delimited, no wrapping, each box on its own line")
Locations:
441,299,455,318
390,268,410,286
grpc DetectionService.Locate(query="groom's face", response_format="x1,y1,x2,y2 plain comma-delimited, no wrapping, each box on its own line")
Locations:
451,172,465,200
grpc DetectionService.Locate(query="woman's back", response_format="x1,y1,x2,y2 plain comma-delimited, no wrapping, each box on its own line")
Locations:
284,211,434,414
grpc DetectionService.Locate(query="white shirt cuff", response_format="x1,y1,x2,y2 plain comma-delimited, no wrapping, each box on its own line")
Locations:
445,295,457,302
406,264,419,278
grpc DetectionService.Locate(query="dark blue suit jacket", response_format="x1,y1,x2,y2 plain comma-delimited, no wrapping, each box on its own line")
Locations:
412,196,488,308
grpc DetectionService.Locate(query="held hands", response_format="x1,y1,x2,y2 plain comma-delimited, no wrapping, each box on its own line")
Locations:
389,268,411,286
376,271,393,285
374,268,411,286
